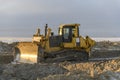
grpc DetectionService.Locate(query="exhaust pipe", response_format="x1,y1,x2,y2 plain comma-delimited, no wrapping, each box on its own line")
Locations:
45,24,48,37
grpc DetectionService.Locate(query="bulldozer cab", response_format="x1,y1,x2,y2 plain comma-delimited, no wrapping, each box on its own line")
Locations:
59,24,80,43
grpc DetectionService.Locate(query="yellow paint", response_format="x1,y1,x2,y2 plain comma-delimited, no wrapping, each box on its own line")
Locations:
20,54,37,63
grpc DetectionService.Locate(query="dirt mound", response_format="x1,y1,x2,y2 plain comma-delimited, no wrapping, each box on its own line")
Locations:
91,41,120,58
61,58,120,74
98,71,120,80
39,58,120,80
0,57,120,80
0,63,68,80
0,41,16,54
0,42,17,64
40,71,120,80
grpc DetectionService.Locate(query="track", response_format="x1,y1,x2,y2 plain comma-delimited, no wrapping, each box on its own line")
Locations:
41,49,89,63
15,49,120,63
12,57,120,64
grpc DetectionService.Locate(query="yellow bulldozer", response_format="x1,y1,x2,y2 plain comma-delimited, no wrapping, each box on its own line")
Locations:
14,23,95,63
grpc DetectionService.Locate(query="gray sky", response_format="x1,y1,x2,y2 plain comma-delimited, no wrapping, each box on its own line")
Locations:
0,0,120,37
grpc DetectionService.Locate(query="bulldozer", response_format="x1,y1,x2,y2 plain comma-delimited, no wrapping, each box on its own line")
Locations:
14,23,95,63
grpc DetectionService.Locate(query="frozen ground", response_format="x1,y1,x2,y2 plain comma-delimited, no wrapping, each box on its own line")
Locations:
93,37,120,42
0,57,120,80
0,40,120,80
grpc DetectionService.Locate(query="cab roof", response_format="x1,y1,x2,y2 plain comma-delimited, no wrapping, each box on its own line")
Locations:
59,23,80,28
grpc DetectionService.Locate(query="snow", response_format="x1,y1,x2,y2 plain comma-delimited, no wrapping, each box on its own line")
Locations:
0,37,31,43
0,37,120,43
93,37,120,42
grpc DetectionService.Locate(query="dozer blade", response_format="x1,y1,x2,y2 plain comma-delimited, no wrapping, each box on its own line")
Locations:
14,42,39,63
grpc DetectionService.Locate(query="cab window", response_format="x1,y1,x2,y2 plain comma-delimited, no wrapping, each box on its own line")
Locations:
63,28,69,39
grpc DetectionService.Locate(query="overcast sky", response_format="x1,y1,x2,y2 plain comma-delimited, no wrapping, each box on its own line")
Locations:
0,0,120,37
